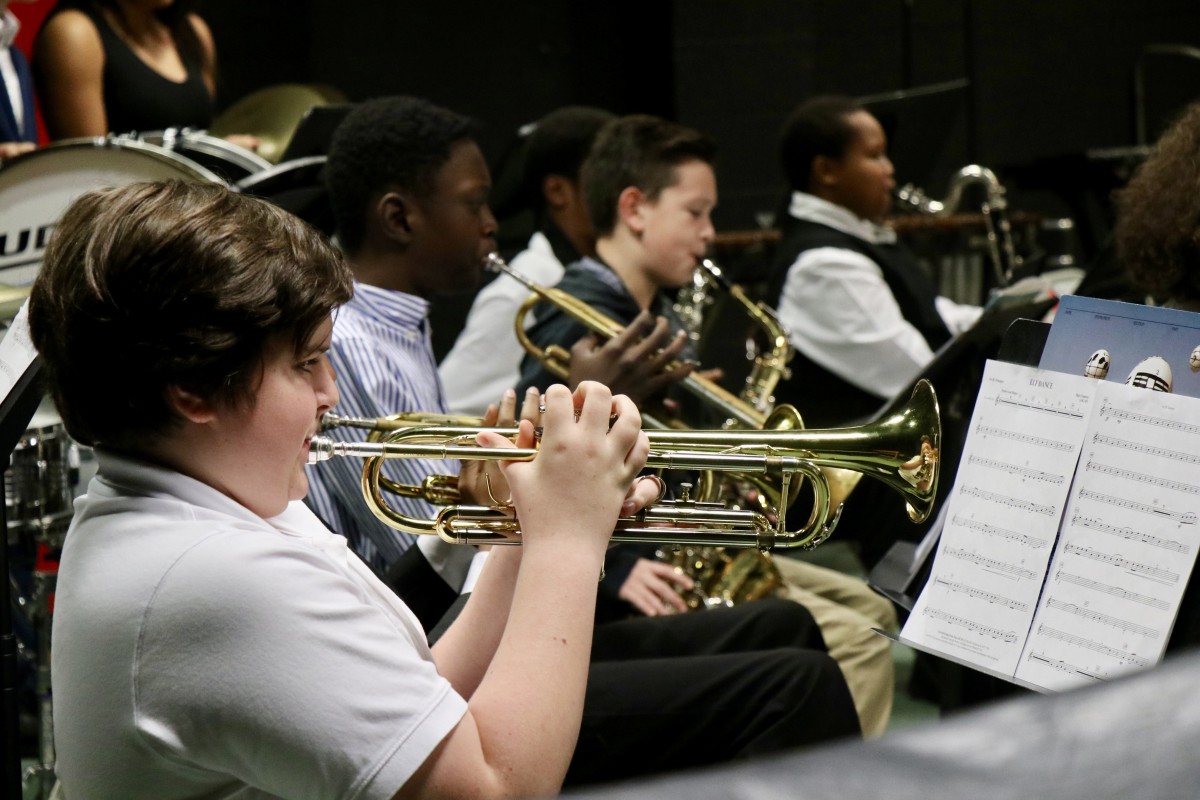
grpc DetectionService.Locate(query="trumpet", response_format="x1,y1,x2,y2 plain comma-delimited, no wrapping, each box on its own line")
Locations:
308,379,941,551
486,252,766,429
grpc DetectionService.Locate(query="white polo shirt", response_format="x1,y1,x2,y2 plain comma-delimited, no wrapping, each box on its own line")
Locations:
51,449,467,800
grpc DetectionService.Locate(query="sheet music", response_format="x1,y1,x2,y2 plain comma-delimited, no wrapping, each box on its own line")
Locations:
1015,381,1200,690
901,361,1097,680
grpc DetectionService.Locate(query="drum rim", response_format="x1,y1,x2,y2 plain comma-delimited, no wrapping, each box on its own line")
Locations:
234,154,326,193
0,135,227,185
138,128,274,174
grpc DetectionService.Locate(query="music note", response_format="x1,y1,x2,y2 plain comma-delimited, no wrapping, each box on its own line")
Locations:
1083,459,1200,497
951,515,1050,548
926,608,1019,642
1054,568,1170,610
960,485,1057,517
1093,432,1200,467
1036,623,1151,668
1098,400,1200,436
1044,596,1158,638
1070,514,1190,553
1062,542,1179,583
1077,488,1198,525
944,546,1039,580
976,424,1074,451
932,577,1029,611
967,454,1065,484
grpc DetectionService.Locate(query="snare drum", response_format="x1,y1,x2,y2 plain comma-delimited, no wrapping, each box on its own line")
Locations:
138,128,273,183
0,137,224,285
6,405,80,549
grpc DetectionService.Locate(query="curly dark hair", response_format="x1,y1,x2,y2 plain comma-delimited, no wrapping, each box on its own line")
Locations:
29,181,353,452
779,95,865,192
1114,101,1200,304
581,115,717,238
325,96,477,253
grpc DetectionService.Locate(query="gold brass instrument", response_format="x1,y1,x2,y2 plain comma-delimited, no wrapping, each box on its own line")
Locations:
486,252,767,430
894,164,1022,287
307,378,940,551
686,259,794,422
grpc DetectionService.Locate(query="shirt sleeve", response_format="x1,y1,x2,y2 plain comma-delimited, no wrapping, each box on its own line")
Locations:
934,294,984,335
776,246,936,400
133,530,467,800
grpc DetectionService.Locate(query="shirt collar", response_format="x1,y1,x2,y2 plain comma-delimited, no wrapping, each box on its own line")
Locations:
347,280,430,333
0,11,18,50
787,191,897,245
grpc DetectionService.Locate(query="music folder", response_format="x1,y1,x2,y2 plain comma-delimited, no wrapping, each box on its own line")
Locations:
899,356,1200,693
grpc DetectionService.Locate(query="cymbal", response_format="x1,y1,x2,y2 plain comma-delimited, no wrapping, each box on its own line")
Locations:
209,83,347,164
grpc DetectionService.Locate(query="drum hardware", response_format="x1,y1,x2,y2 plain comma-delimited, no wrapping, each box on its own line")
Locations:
134,128,272,183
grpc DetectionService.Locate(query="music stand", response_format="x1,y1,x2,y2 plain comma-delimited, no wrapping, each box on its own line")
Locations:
1,356,45,798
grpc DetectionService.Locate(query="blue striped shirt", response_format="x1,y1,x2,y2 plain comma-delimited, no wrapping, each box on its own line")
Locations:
304,282,459,570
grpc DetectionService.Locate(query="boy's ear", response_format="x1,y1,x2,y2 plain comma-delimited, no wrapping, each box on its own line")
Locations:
812,155,839,188
165,384,217,424
615,185,647,235
542,174,574,210
377,191,417,245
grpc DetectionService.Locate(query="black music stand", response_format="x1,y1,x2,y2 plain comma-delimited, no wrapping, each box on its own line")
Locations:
1,356,45,799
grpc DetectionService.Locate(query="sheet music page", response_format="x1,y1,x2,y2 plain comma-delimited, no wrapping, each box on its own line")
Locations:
901,360,1097,680
1014,381,1200,691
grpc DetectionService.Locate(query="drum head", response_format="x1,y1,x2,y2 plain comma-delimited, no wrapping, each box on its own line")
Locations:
0,138,223,285
140,128,272,183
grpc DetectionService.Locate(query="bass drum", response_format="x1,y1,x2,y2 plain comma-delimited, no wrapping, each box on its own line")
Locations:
136,127,272,183
0,137,224,288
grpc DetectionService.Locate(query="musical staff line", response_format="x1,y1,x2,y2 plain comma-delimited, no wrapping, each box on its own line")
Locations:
1054,568,1170,610
1037,624,1151,668
951,515,1049,549
1026,652,1103,681
976,424,1074,452
967,454,1065,484
1070,514,1190,554
1044,596,1158,638
944,546,1039,580
960,485,1057,517
1062,542,1179,583
1099,401,1200,436
1093,432,1200,467
1077,488,1198,525
926,608,1019,642
996,396,1086,420
932,577,1029,611
1084,459,1200,497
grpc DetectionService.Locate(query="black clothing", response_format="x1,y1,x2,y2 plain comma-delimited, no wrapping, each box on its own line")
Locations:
68,4,213,135
568,598,860,786
768,218,952,428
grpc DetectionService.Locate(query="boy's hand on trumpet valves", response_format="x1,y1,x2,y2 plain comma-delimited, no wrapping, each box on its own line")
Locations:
475,382,653,553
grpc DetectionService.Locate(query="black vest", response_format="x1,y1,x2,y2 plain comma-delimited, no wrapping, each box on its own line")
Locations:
768,218,951,428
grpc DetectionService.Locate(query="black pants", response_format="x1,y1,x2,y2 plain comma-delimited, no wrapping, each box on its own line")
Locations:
567,598,861,787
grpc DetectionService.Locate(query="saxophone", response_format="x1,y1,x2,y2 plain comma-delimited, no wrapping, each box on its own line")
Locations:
660,259,797,609
894,164,1022,287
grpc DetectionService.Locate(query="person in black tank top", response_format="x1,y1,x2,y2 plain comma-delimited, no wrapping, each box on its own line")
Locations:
34,0,255,149
769,95,981,430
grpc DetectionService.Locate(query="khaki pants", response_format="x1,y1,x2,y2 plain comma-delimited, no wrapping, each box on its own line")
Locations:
774,556,898,737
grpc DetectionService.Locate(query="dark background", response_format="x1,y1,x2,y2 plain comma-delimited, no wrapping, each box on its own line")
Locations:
195,0,1200,261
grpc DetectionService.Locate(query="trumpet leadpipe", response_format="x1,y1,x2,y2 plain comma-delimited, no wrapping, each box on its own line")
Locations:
307,434,806,475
